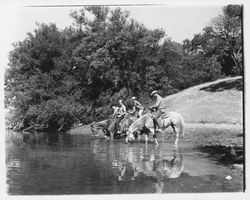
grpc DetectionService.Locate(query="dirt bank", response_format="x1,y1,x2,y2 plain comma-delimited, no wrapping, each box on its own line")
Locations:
184,123,243,147
72,122,243,147
162,122,244,166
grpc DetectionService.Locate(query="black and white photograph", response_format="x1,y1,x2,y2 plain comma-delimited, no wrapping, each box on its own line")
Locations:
1,0,248,198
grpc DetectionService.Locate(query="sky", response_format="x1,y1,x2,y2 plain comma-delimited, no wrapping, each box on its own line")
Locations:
0,5,223,69
123,6,222,42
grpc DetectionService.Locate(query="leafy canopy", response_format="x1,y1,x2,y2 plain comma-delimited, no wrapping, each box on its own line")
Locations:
5,5,242,131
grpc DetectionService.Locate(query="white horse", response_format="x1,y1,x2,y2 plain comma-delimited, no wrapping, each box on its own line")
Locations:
126,111,185,147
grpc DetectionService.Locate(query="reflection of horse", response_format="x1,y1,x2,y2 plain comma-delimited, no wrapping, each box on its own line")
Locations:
153,154,184,193
126,111,185,146
115,151,184,193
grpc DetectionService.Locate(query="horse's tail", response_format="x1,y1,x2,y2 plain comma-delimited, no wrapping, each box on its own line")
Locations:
179,115,185,136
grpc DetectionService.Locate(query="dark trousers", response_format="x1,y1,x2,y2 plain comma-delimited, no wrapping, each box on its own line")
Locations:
115,115,125,132
152,109,164,129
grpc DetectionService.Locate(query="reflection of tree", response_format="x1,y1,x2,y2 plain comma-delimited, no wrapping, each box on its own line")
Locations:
46,132,59,145
113,147,184,193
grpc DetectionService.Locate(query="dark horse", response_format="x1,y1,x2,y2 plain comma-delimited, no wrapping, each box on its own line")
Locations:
90,108,139,139
90,118,113,138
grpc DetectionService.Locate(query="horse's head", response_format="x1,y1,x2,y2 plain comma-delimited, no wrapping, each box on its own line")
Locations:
90,122,98,137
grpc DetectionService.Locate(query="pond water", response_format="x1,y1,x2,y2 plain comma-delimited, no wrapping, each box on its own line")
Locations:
5,128,243,195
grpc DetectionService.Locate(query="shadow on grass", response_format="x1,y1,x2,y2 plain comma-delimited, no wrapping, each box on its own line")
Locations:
200,77,242,92
198,145,244,165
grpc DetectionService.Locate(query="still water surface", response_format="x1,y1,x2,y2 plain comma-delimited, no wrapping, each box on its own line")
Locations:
5,129,243,194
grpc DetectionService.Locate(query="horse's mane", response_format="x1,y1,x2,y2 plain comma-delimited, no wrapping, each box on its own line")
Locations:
128,113,151,133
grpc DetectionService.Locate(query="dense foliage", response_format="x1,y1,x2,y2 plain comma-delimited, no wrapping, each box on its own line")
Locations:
4,5,243,131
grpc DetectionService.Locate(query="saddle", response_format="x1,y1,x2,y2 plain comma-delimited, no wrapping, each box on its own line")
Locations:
152,110,169,119
160,112,169,119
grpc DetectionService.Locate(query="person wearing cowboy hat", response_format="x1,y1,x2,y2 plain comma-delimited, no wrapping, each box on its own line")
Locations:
149,90,164,132
117,99,126,117
112,99,127,134
131,96,144,118
149,90,163,111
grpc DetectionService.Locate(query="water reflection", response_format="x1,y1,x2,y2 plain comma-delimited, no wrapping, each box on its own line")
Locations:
45,132,59,146
5,129,243,194
8,130,62,148
111,146,184,193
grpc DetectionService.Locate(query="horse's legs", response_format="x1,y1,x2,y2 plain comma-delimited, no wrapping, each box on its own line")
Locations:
103,129,109,139
103,130,109,139
171,124,179,147
175,133,179,147
135,130,141,141
149,128,158,146
125,136,129,143
110,130,114,140
145,134,148,144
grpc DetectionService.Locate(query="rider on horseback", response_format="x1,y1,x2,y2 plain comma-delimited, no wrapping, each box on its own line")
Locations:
118,100,126,117
113,99,127,134
148,90,165,131
131,96,144,118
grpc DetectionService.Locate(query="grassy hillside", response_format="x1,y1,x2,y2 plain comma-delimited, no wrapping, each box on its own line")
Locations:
72,76,243,149
161,76,243,125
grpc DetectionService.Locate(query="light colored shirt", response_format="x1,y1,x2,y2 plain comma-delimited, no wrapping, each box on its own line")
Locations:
150,94,163,109
133,100,143,110
117,104,126,117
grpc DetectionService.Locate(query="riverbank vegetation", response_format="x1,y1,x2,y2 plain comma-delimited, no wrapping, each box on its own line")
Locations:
4,5,243,131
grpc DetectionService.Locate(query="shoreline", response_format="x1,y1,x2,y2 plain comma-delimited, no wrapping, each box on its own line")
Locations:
8,121,243,150
70,122,243,147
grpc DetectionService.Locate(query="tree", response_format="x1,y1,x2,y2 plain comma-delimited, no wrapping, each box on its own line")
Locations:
5,6,166,130
5,23,86,131
211,5,243,75
5,6,238,132
183,5,243,76
71,7,165,108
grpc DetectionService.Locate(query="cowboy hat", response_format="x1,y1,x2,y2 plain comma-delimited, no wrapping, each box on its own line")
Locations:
150,90,158,96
